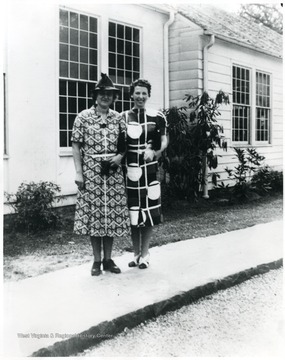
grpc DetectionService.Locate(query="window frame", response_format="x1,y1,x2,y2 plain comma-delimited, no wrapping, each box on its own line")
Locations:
108,20,141,113
59,7,100,150
231,63,272,146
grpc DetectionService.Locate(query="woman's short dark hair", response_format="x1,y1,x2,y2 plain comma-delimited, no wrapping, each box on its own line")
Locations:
129,79,152,97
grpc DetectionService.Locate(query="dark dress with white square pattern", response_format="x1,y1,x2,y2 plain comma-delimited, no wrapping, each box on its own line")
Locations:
71,106,130,237
122,108,167,227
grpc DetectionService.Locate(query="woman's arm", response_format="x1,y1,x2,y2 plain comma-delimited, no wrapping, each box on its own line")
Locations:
154,134,168,159
72,142,84,190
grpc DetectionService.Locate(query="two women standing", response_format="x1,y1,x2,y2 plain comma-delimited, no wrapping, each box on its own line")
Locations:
71,74,167,276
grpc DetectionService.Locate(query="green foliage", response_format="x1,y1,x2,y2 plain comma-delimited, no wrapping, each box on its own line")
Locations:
161,90,229,200
5,181,62,232
222,147,265,200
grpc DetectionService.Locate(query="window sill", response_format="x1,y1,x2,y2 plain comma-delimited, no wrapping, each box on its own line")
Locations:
3,154,9,160
59,148,73,157
231,143,272,148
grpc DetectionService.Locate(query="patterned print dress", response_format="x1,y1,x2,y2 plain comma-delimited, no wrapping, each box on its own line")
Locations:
71,106,130,237
122,108,167,227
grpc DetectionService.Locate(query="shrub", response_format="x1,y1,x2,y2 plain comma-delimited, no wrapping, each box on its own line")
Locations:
220,147,266,200
161,90,229,201
5,181,62,232
251,166,283,194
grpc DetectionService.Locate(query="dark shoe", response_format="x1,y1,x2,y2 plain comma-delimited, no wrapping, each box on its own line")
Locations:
138,253,150,269
103,259,121,274
128,254,141,267
91,261,101,276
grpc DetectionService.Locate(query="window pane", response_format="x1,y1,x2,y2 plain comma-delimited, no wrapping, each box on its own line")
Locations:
59,80,67,95
117,55,124,69
60,26,68,43
125,26,132,40
125,56,132,70
133,58,139,71
60,114,67,129
60,44,68,60
60,9,68,26
117,70,124,84
60,97,67,112
109,37,116,52
68,114,76,129
68,98,77,113
117,39,124,54
133,28,139,42
109,68,116,83
68,81,76,96
70,29,78,45
60,131,68,147
78,82,86,97
89,65,97,81
117,24,124,38
89,33,97,49
109,22,116,37
80,15,88,30
80,47,88,63
80,64,88,79
70,45,78,62
80,31,88,47
125,41,132,55
90,17,97,33
60,61,68,77
70,62,78,78
89,49,97,65
109,53,116,67
70,12,78,28
78,97,87,111
133,43,139,57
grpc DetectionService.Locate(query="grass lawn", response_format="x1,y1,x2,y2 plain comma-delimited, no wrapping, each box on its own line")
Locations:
3,192,283,282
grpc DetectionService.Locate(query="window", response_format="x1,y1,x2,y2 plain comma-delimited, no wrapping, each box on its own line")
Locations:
232,65,250,143
108,22,140,113
232,65,271,144
59,9,98,147
256,71,270,142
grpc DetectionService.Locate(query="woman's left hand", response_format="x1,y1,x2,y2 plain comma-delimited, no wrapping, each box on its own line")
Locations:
109,154,123,168
144,148,155,162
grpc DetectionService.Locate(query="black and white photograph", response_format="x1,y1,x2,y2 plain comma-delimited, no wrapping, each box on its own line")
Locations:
1,0,284,357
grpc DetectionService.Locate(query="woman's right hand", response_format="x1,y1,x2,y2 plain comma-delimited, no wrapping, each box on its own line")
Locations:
75,173,84,190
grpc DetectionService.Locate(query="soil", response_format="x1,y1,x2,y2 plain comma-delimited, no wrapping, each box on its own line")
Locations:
3,193,283,282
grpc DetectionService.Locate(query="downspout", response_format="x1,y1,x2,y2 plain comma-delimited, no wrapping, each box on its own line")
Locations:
163,10,175,109
202,34,215,199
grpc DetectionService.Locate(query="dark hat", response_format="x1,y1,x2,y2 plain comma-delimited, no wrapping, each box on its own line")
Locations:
92,73,120,94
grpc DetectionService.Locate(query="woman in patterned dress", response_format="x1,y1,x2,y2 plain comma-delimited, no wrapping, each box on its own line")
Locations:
71,73,130,276
122,79,168,269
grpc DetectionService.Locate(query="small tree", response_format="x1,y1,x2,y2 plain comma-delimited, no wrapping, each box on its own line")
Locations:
162,90,229,200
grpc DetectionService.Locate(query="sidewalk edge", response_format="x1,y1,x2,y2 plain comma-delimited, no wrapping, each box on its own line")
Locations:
31,258,283,357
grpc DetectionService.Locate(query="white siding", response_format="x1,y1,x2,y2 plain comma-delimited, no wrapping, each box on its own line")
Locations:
3,3,168,213
169,19,283,189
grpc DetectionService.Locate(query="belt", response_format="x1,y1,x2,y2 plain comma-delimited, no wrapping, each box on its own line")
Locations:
83,153,116,158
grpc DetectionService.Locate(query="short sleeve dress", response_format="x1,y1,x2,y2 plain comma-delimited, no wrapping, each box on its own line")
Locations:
71,106,130,237
121,108,167,227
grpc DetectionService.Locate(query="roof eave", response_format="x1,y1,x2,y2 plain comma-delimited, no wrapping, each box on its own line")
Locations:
204,31,283,60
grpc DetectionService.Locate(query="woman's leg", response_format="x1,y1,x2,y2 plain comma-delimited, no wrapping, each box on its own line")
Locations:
102,236,113,260
141,226,153,258
90,236,102,262
90,236,102,276
102,236,121,273
131,226,141,256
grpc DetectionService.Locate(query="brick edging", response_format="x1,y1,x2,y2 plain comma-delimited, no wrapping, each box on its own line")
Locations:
31,258,283,357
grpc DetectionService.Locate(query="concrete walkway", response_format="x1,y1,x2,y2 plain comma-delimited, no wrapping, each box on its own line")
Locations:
3,220,283,357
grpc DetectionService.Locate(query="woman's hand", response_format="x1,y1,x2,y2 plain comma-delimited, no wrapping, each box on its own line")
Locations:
109,154,123,168
75,173,84,190
144,148,155,162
